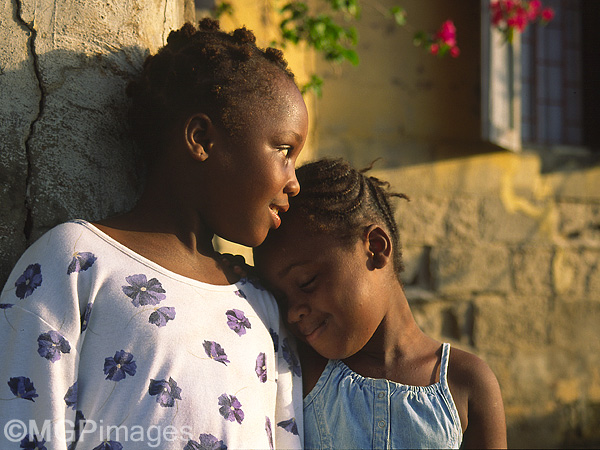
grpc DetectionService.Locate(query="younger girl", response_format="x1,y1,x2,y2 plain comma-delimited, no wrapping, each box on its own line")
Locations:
254,158,507,449
0,19,306,450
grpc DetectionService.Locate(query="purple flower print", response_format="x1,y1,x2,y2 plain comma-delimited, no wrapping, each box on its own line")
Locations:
218,393,244,424
67,251,97,274
67,410,85,450
92,441,122,450
122,274,166,306
7,376,38,401
255,352,267,383
184,434,227,450
234,289,246,299
103,350,137,381
20,435,47,450
64,381,77,410
81,302,93,332
148,306,176,327
203,340,230,365
282,338,302,377
148,377,182,407
225,309,251,336
277,417,299,435
265,417,274,450
240,276,265,291
15,263,42,299
269,328,279,352
37,330,71,362
0,303,13,309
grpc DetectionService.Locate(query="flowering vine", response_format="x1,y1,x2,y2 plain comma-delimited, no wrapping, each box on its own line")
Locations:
491,0,555,42
414,20,460,58
206,1,556,94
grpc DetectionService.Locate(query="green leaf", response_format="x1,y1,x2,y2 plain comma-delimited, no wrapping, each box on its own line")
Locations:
212,1,233,19
413,31,428,47
342,48,359,65
389,6,407,26
301,74,324,97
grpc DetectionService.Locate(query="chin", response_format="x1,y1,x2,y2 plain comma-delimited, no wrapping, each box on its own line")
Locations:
227,231,268,249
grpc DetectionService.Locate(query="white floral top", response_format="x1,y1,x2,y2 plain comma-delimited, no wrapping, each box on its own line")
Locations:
0,220,303,450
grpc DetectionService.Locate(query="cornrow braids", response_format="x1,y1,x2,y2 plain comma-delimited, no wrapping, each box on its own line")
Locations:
127,18,296,155
291,158,409,277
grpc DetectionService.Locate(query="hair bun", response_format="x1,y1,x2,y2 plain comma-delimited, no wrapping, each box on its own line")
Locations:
167,22,196,47
198,17,221,31
232,27,256,44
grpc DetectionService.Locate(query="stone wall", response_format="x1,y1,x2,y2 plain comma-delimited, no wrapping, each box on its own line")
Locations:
374,152,600,448
0,0,194,285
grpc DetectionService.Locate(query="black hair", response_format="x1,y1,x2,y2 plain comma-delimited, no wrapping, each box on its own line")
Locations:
289,158,409,277
127,18,296,154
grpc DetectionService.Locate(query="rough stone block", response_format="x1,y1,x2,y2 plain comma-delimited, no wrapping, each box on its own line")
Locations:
512,245,554,296
444,197,480,243
557,202,600,246
397,195,448,246
399,245,428,285
431,245,511,294
550,299,600,353
552,248,600,298
480,196,552,244
472,294,550,355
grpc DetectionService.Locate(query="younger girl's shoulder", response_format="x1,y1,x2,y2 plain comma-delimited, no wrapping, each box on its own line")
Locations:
448,346,499,389
447,346,507,449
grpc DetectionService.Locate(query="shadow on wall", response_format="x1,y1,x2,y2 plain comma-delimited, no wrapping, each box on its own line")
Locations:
0,46,148,287
507,401,600,449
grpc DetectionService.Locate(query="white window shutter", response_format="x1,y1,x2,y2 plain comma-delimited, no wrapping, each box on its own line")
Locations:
481,0,522,151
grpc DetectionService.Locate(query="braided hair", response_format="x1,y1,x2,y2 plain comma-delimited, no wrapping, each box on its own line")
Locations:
290,158,409,277
127,18,296,155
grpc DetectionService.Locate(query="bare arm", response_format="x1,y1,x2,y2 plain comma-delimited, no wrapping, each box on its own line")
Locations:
449,349,507,449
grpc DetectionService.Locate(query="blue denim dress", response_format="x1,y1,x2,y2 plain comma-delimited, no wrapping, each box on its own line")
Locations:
303,343,463,449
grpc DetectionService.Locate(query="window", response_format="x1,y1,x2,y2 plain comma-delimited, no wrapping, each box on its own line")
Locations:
481,0,600,152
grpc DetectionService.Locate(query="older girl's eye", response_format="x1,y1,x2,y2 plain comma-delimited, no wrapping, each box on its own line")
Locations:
277,146,292,158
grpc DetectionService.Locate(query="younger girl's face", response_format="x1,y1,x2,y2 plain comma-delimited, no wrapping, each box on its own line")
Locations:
254,219,389,360
200,76,309,247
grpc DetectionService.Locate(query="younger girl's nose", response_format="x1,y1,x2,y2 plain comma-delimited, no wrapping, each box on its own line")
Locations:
287,302,310,325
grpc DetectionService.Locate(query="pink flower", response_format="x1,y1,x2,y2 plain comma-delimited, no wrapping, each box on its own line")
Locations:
528,0,542,19
436,20,457,47
490,0,554,41
507,12,527,32
492,9,505,26
450,46,460,58
429,43,439,55
541,7,554,22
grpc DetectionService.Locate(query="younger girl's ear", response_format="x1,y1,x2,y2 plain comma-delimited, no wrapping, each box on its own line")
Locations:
364,225,392,269
185,114,214,162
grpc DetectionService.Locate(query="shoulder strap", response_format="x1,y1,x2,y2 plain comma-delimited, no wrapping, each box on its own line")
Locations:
439,343,451,386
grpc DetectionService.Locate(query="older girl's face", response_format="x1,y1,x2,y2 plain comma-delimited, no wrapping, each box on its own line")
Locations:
199,76,309,247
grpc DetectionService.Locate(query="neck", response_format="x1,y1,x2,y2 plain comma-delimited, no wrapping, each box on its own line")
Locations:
355,282,426,361
120,156,216,255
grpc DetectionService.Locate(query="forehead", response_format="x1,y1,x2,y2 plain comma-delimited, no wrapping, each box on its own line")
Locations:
254,218,320,274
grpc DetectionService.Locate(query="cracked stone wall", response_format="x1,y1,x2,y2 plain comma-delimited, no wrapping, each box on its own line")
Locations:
0,0,195,286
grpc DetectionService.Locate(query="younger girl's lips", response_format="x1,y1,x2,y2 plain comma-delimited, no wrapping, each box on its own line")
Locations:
303,319,328,345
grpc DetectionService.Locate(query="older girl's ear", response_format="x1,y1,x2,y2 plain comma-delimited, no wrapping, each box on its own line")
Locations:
185,114,214,162
364,225,392,269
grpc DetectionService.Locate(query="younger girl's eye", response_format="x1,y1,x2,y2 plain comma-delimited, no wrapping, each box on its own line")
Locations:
299,275,317,291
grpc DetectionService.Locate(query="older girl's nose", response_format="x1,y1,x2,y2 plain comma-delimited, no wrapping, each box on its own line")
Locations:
284,168,300,197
